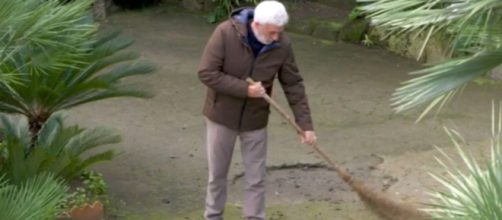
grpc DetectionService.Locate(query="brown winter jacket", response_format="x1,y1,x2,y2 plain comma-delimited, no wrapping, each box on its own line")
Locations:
198,8,314,132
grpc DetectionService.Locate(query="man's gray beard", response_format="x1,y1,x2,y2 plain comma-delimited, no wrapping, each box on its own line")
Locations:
255,32,272,45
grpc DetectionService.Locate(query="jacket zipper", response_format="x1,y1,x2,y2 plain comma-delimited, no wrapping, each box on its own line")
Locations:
238,57,256,130
237,41,278,131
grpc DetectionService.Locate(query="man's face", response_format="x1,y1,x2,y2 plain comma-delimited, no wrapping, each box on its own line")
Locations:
252,22,284,45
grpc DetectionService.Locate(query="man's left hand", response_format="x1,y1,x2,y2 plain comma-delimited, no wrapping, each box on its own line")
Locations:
300,130,317,146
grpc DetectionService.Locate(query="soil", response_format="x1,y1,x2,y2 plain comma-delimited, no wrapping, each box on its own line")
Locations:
66,3,502,220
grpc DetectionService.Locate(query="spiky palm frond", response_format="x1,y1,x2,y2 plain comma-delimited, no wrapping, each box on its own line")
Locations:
0,112,120,183
393,48,502,121
360,0,502,119
0,0,97,78
0,0,154,133
0,173,68,220
425,102,502,219
0,30,154,121
360,0,502,34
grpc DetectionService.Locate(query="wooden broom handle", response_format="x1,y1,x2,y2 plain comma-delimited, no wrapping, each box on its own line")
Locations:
245,78,345,176
245,78,304,135
246,79,428,219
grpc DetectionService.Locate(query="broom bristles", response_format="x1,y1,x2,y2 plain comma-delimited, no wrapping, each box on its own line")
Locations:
335,167,431,220
247,80,432,220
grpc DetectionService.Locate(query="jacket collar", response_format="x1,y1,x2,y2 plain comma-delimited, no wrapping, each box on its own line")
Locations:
230,7,281,52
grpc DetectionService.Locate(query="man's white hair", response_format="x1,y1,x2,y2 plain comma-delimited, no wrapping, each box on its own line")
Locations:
254,1,289,26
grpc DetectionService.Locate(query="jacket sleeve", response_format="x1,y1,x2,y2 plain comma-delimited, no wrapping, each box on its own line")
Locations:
198,23,248,98
278,43,314,131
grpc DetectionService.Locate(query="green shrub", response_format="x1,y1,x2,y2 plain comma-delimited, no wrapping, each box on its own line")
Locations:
0,173,68,220
426,103,502,219
0,112,120,184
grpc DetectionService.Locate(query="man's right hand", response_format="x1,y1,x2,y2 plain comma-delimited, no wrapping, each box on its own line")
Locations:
247,81,265,98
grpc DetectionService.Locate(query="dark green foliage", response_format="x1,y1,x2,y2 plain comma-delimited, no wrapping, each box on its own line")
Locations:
0,112,120,184
0,173,68,220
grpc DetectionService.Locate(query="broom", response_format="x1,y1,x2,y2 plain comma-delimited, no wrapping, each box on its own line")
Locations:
246,78,430,220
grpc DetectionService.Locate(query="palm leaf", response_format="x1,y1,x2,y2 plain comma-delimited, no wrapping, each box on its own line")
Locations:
65,127,121,157
57,86,153,110
0,113,118,182
424,102,502,219
0,0,154,131
96,63,156,82
0,0,97,77
62,150,115,180
392,48,502,119
0,173,68,220
361,0,502,119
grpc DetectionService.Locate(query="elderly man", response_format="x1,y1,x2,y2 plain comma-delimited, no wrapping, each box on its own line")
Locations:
198,1,316,219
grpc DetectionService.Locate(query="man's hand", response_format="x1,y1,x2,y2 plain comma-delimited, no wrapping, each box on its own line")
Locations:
247,81,265,98
300,130,317,146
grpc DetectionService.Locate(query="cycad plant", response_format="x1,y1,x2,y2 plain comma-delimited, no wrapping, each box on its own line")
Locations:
0,0,154,136
360,0,502,120
0,112,120,184
0,0,95,80
0,173,68,220
426,102,502,219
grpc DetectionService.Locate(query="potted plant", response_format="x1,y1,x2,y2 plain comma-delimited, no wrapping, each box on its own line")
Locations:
62,171,109,220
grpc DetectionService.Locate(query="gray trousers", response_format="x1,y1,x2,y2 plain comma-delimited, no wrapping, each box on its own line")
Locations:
204,118,267,220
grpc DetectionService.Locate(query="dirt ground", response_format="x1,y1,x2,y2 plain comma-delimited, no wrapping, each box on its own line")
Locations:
67,4,501,220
